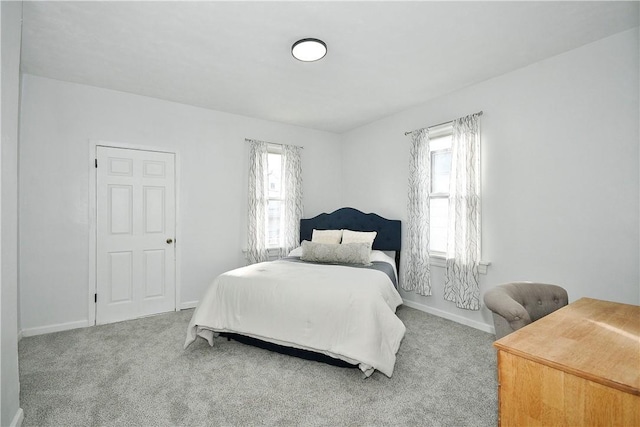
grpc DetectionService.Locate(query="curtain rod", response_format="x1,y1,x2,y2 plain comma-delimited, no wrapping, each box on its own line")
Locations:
404,111,483,136
245,138,304,149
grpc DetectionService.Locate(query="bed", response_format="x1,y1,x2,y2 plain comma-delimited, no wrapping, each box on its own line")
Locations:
184,207,406,377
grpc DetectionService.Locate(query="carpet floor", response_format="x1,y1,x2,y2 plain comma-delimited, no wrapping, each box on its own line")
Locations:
19,305,498,426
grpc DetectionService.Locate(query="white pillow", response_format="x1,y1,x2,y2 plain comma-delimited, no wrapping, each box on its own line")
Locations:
341,229,377,246
311,229,343,244
370,249,394,265
288,246,303,257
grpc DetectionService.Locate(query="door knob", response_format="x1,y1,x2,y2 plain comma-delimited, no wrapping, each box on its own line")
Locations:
166,238,173,244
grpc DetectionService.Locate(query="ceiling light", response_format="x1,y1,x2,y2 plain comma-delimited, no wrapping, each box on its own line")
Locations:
291,38,327,62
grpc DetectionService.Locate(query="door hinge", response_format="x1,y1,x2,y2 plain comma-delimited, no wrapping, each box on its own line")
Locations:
94,293,97,303
95,159,98,168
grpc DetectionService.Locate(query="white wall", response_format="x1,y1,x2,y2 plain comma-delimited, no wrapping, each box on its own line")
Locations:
1,1,24,425
341,28,640,330
19,75,343,334
16,26,640,337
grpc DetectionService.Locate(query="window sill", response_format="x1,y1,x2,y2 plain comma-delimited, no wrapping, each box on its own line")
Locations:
429,254,491,275
242,248,283,260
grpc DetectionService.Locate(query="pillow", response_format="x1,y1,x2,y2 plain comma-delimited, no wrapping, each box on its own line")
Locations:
311,229,343,244
300,240,372,265
341,229,377,246
288,246,303,257
370,249,395,266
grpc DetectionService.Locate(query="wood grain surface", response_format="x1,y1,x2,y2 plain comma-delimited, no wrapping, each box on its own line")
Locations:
494,298,640,426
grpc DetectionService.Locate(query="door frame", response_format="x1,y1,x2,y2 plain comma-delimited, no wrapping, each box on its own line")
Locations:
88,140,182,326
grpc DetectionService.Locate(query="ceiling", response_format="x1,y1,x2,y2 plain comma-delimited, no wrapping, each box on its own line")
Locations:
20,1,639,134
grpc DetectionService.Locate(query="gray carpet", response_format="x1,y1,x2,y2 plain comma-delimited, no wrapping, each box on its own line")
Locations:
19,306,498,426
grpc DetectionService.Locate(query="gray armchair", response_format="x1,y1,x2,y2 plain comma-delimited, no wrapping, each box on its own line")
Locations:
483,282,568,339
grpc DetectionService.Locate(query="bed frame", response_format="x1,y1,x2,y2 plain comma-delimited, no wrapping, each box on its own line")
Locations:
300,207,402,273
225,207,402,369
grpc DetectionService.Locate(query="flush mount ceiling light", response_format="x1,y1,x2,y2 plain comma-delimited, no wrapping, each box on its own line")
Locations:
291,38,327,62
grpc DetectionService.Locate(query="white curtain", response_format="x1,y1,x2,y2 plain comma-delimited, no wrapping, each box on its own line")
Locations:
247,139,303,264
246,139,269,264
278,144,303,258
444,113,481,310
403,128,432,296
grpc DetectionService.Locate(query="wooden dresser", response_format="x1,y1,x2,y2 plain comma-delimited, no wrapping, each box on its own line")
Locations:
494,298,640,426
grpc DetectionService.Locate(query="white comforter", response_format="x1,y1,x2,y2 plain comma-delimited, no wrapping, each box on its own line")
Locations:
184,259,406,377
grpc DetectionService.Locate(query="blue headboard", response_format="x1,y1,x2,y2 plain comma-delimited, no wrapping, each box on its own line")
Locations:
299,207,401,252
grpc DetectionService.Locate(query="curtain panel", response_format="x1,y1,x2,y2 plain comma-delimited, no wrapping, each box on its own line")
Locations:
443,113,481,310
403,128,432,296
278,144,304,258
246,139,270,264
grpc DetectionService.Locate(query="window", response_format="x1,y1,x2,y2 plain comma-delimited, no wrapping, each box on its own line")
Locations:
247,138,302,264
266,147,283,248
405,112,486,298
428,123,453,254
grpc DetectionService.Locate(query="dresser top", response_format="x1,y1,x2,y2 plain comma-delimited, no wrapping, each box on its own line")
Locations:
494,297,640,395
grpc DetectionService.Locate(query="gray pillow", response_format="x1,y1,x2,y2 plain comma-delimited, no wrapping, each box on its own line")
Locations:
300,240,372,266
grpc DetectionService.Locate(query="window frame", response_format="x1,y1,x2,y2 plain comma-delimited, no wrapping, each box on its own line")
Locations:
428,123,453,257
266,144,284,249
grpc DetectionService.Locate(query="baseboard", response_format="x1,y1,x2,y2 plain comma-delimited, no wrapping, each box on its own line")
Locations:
180,300,198,310
10,408,24,427
402,299,495,334
21,319,89,338
21,306,197,336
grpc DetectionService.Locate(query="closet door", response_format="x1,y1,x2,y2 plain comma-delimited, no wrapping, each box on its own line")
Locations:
96,146,176,324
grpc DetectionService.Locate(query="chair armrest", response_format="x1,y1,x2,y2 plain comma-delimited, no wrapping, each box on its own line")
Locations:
484,289,532,330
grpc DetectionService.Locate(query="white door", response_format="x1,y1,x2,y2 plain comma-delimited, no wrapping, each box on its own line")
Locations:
96,146,176,324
